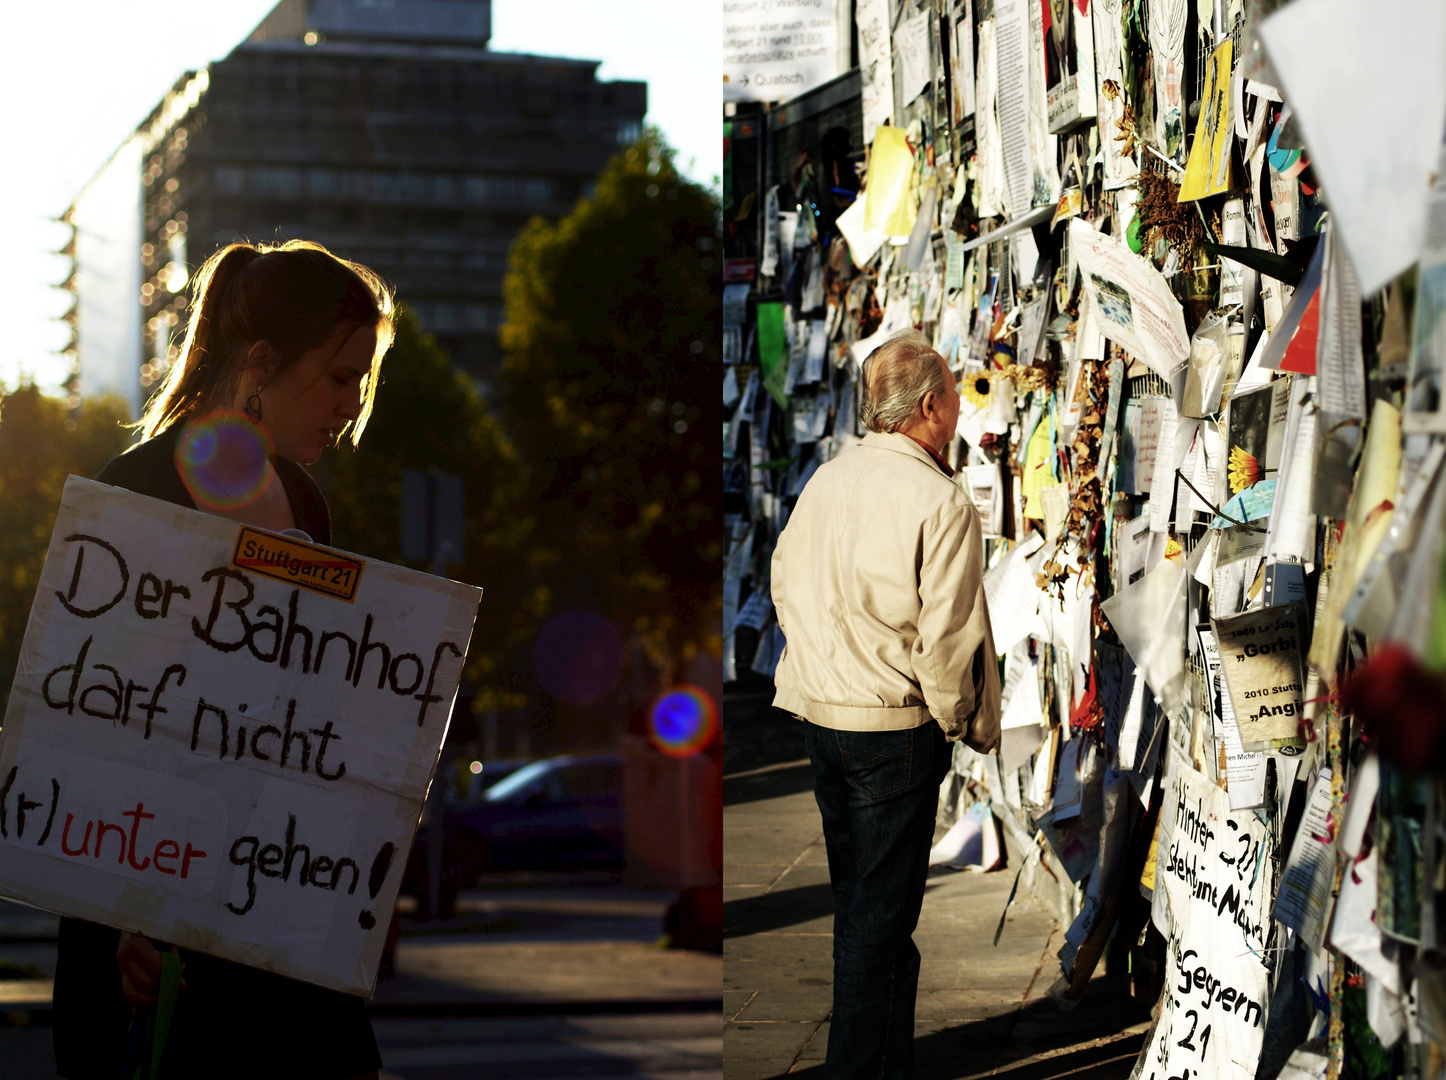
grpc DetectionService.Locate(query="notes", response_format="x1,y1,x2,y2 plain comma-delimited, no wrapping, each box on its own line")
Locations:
856,0,896,143
1147,397,1181,533
1147,0,1187,160
962,463,1004,538
1117,514,1154,589
863,125,918,236
1214,603,1306,750
1100,557,1188,717
1273,768,1336,952
1039,481,1070,543
950,0,977,125
983,533,1046,654
1179,40,1234,199
1070,220,1191,378
1117,669,1147,770
1316,226,1366,417
1091,0,1139,189
1199,628,1267,809
1219,199,1248,307
1210,479,1276,531
836,195,889,269
1021,413,1055,517
723,0,844,103
1264,377,1318,565
994,0,1034,220
1134,396,1167,494
896,10,933,105
804,319,828,384
1308,400,1403,680
1405,146,1446,434
1260,0,1446,295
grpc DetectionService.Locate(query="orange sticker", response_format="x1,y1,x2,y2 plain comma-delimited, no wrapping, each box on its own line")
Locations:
231,527,364,602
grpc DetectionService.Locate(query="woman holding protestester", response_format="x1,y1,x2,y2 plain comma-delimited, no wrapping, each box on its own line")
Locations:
53,240,393,1080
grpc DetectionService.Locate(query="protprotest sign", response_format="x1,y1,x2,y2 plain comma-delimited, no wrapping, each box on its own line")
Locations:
1142,759,1275,1079
0,479,480,996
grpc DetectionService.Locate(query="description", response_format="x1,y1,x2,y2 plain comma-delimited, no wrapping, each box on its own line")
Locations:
0,479,480,995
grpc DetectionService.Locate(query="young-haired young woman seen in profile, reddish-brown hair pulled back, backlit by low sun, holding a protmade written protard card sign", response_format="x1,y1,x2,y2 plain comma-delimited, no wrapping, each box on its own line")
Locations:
52,239,395,1080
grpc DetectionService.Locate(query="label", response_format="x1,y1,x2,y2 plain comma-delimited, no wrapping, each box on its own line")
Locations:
232,528,364,603
722,258,756,282
1212,604,1306,748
